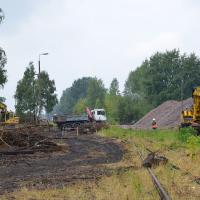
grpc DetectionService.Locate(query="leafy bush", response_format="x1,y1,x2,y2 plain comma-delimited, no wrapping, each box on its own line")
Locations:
186,135,200,156
178,127,197,142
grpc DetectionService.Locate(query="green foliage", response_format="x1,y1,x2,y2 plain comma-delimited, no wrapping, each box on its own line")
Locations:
109,78,120,95
15,62,57,118
0,9,7,87
86,78,106,108
100,126,200,154
117,95,151,124
15,62,36,117
177,127,200,156
178,127,197,142
117,96,135,124
125,49,200,107
0,48,7,87
52,49,200,124
124,61,147,98
73,98,87,114
55,77,93,114
95,98,102,108
100,126,179,142
104,94,120,123
53,77,106,116
54,76,150,124
37,71,58,114
0,96,5,102
186,135,200,155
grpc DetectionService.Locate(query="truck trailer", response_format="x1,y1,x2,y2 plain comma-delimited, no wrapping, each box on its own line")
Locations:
53,108,107,131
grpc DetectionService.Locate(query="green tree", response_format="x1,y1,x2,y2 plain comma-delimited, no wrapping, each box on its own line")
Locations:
55,77,93,114
104,94,120,123
117,96,134,124
125,49,200,108
86,78,106,108
15,62,57,119
15,62,36,117
0,97,6,102
73,98,87,114
109,78,120,95
0,8,7,88
95,98,102,108
104,78,121,123
124,61,147,98
36,71,58,114
179,53,200,99
0,48,7,87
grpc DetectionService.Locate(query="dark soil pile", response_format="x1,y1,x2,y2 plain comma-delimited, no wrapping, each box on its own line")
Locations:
132,98,193,129
0,126,61,152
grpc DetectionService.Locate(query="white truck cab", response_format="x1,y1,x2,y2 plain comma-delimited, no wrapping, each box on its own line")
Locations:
91,108,107,122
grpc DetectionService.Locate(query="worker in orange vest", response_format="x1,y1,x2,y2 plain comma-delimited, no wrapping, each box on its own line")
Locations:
152,118,158,129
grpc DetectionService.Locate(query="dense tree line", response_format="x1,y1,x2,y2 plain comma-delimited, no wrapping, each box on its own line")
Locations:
54,49,200,124
125,49,200,107
53,77,148,124
53,77,107,114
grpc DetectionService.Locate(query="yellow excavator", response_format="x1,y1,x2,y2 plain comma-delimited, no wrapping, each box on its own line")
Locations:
181,86,200,133
0,102,19,126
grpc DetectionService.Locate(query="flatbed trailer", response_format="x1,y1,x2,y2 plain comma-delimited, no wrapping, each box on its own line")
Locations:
53,114,90,129
53,108,107,131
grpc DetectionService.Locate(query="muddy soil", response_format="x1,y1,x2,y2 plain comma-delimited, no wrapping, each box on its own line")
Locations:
0,133,123,194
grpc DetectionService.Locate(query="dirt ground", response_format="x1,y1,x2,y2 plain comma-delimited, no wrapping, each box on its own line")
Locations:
0,132,123,195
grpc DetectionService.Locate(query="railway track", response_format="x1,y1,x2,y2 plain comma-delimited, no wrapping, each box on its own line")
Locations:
132,141,172,200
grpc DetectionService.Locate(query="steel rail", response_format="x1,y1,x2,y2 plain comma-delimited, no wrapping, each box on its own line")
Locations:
132,142,172,200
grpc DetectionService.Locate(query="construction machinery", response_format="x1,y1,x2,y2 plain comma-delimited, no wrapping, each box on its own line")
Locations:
0,102,19,126
181,86,200,132
53,108,107,131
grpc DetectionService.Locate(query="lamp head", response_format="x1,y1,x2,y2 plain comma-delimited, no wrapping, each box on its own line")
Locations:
40,53,49,56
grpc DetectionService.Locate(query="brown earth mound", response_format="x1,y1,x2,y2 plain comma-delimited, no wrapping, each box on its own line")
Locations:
132,98,193,129
0,126,62,153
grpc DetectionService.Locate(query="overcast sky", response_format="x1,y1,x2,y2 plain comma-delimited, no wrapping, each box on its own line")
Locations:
0,0,200,110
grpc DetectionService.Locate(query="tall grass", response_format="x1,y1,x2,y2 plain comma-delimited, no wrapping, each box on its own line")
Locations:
100,126,178,141
100,126,200,153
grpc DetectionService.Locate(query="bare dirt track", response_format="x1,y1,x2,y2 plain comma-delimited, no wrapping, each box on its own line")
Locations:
0,133,123,195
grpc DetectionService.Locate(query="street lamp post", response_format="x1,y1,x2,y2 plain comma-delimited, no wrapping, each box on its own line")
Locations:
38,53,48,75
37,52,49,121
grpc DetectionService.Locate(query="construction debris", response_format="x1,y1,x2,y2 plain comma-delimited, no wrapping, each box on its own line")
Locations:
0,125,62,154
142,152,168,168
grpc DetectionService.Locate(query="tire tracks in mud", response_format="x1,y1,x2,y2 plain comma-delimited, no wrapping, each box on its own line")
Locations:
0,134,123,194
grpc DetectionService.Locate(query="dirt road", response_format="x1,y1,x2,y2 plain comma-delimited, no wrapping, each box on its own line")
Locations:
0,134,123,194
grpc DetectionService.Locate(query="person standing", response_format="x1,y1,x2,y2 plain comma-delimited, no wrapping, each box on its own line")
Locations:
152,118,158,129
